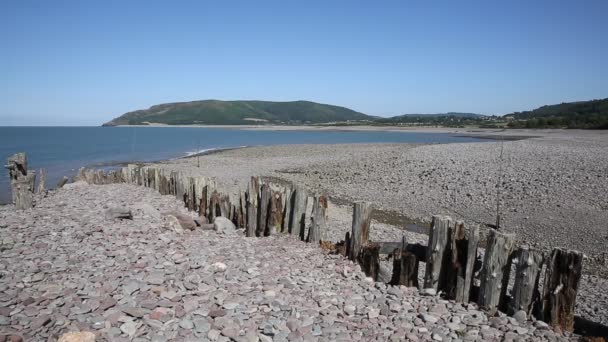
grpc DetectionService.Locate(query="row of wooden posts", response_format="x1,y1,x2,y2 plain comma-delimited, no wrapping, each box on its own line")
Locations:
6,154,584,334
4,153,66,210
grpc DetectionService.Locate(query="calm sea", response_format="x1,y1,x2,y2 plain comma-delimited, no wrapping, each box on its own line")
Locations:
0,126,484,204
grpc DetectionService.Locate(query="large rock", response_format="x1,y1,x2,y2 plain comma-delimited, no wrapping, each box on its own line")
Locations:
163,215,184,234
162,211,197,231
58,331,96,342
214,216,236,234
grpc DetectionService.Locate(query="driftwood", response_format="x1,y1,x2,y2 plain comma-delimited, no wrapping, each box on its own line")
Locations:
289,185,308,239
348,201,373,261
246,177,259,237
307,194,328,243
541,248,583,333
424,215,451,291
478,229,515,314
510,247,544,316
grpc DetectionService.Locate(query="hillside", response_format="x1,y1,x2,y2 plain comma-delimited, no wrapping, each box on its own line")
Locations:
505,98,608,129
373,112,490,127
102,100,373,126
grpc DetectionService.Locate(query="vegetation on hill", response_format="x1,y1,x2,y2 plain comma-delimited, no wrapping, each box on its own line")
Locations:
373,112,493,128
103,98,608,129
505,98,608,129
102,100,373,126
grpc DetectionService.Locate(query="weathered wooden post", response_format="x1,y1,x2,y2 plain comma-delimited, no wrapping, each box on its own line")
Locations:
57,176,69,188
257,184,271,236
478,229,515,314
246,177,259,237
37,168,46,194
6,153,35,209
348,201,373,261
307,194,328,243
391,236,419,287
509,247,544,316
360,243,380,280
268,190,283,235
423,215,451,291
289,185,308,239
199,185,208,217
445,222,480,302
208,191,221,221
281,185,293,233
541,248,583,333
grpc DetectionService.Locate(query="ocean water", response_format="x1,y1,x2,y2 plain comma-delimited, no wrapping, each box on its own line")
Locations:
0,126,485,204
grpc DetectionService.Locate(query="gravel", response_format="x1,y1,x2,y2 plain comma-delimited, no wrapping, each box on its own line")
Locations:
0,183,583,341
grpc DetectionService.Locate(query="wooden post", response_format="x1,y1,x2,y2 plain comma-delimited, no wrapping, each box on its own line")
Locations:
462,224,479,303
199,185,208,218
477,229,515,315
423,215,451,291
257,183,271,236
289,185,308,239
510,247,544,316
444,221,479,302
6,153,35,209
37,168,46,194
391,236,419,288
208,191,221,221
57,176,69,188
348,201,373,261
281,185,293,233
246,177,259,237
541,248,583,333
220,194,231,218
360,244,380,280
267,190,283,235
308,194,328,243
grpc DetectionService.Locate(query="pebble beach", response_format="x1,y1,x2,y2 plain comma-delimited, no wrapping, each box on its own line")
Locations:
1,128,607,341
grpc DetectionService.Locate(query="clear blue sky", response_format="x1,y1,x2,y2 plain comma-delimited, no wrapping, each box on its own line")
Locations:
1,0,607,126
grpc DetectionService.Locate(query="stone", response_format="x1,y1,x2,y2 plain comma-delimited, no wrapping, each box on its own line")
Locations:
57,332,96,342
214,216,236,234
213,262,227,273
104,206,133,220
512,310,527,324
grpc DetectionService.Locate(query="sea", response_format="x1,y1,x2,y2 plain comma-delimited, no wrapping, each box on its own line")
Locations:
0,126,485,204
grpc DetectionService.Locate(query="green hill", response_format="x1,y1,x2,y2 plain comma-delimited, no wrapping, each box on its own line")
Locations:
505,98,608,129
102,100,373,126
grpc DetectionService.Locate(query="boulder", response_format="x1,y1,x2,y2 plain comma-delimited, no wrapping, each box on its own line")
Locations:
58,331,96,342
162,211,197,231
214,216,236,234
163,215,184,234
193,216,209,226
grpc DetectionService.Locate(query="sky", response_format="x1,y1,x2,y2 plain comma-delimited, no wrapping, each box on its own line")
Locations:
1,0,607,126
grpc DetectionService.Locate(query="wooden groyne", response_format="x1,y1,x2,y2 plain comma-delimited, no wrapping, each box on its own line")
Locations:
8,155,583,334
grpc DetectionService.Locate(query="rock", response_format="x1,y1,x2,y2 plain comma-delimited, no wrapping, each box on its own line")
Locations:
180,318,194,329
420,314,439,324
57,332,96,342
163,215,184,234
420,288,437,296
214,216,236,234
213,262,227,273
63,180,88,189
512,310,527,324
194,216,208,226
368,309,380,319
163,212,197,231
120,321,139,338
104,206,133,220
343,305,356,316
